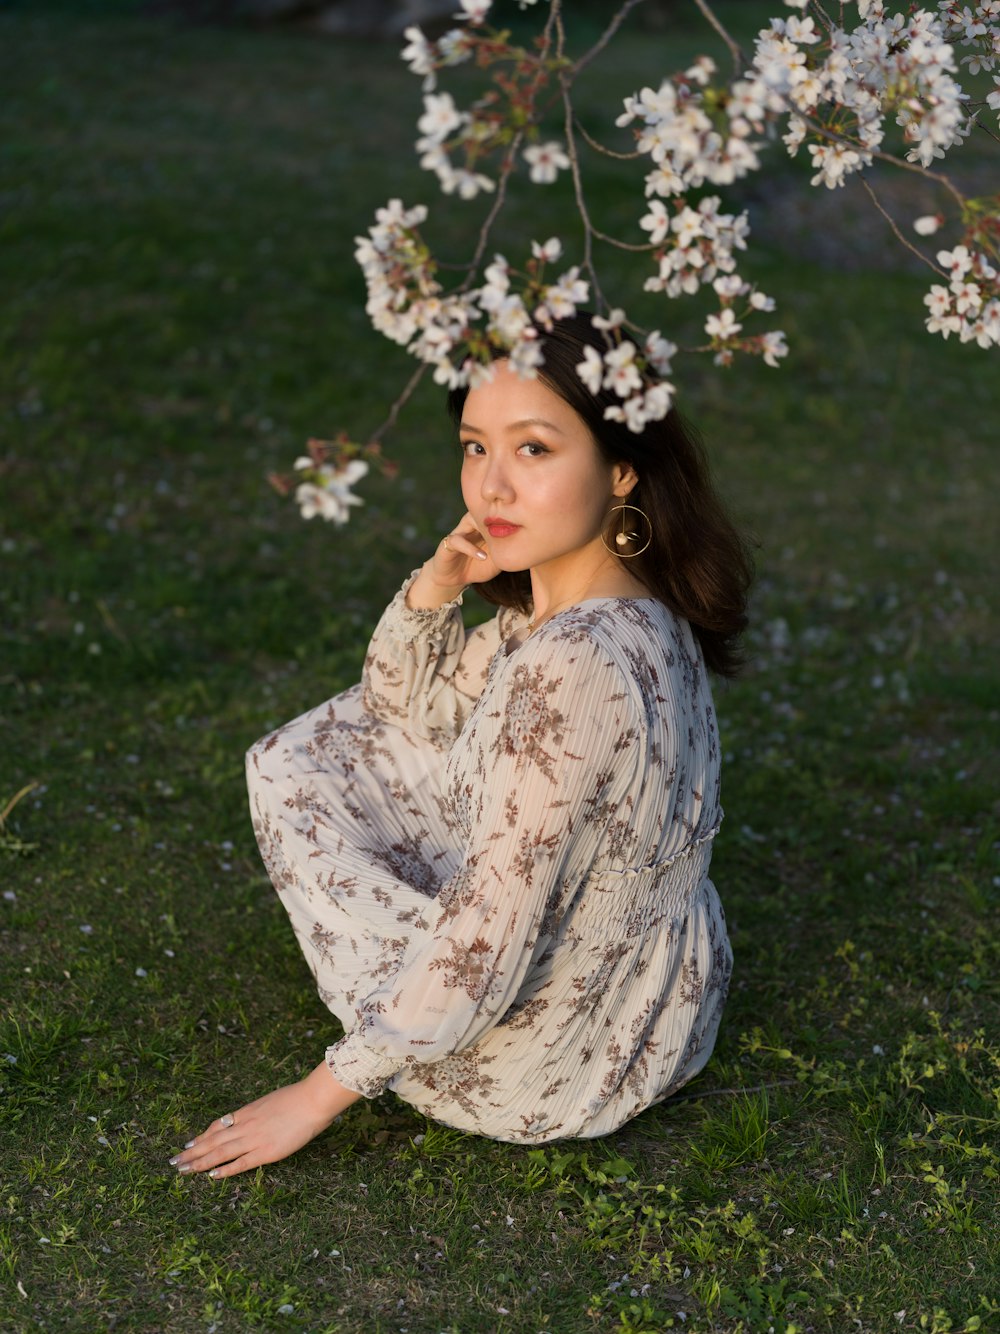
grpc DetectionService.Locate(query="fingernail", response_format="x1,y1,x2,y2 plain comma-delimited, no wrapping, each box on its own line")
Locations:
168,1155,180,1166
475,551,487,560
177,1164,192,1174
184,1140,195,1149
208,1169,218,1179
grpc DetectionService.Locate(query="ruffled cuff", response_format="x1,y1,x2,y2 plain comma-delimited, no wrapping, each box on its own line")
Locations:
325,1033,407,1100
379,569,465,639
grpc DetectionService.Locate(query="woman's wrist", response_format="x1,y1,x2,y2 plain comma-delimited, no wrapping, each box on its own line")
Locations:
404,562,466,611
301,1060,361,1129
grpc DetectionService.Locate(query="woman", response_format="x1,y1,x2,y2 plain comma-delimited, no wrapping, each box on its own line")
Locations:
169,314,752,1180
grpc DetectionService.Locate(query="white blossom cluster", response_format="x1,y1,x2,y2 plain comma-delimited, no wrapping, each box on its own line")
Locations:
936,0,1000,112
402,3,571,201
293,455,369,523
616,57,766,199
577,315,677,432
305,0,999,521
356,207,605,395
923,244,1000,345
751,6,971,178
395,3,1000,377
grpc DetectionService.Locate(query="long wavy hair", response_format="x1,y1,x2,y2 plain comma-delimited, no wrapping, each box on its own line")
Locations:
446,313,754,677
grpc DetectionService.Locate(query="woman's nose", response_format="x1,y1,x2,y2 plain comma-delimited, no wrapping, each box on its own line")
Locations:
481,460,514,503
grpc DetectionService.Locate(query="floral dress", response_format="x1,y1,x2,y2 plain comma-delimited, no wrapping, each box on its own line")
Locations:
246,574,732,1143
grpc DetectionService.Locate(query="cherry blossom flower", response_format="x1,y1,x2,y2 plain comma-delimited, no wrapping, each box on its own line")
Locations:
592,308,626,331
458,0,491,24
603,342,644,398
644,331,677,375
761,329,789,366
294,458,369,524
537,266,589,321
937,244,974,278
914,214,943,235
508,332,544,377
924,284,963,337
705,309,743,339
417,93,464,147
639,200,670,244
401,26,435,86
523,141,570,184
531,237,562,263
576,346,604,394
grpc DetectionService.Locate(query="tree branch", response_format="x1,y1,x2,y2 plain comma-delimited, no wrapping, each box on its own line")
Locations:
574,118,643,161
789,107,968,211
560,75,607,311
367,362,429,446
856,175,948,278
570,0,649,80
458,131,525,289
690,0,744,70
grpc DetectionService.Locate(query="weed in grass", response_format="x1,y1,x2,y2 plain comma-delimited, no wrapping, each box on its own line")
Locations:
687,1089,774,1173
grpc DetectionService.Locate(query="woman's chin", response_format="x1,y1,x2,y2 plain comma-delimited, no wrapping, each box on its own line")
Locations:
491,555,531,573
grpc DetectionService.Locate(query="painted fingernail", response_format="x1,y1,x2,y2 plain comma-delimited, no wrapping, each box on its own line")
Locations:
184,1140,195,1149
168,1155,180,1166
177,1164,192,1174
208,1169,218,1179
475,551,487,560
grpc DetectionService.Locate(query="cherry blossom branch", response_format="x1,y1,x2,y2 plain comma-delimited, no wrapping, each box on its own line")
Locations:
560,77,608,311
856,176,948,279
570,0,650,80
791,106,969,211
974,118,1000,147
459,132,525,287
691,0,744,70
287,0,1000,520
573,119,643,162
455,0,564,283
367,362,430,446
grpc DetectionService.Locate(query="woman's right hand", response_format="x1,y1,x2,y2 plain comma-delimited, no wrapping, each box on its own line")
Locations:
407,513,502,609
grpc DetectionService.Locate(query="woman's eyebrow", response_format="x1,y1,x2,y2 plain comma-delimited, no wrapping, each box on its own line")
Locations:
459,417,565,434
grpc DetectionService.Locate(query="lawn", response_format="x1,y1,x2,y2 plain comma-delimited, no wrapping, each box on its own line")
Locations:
1,3,998,1332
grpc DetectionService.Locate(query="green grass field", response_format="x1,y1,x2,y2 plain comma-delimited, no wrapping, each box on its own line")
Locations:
1,3,998,1331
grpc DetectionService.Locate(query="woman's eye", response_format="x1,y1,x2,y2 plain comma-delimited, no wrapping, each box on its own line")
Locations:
519,442,548,457
461,440,485,456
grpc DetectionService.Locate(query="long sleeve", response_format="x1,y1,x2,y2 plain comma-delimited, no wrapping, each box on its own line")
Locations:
361,571,512,749
326,633,640,1097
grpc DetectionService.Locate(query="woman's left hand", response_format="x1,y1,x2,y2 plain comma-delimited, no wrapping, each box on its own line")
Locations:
170,1062,361,1180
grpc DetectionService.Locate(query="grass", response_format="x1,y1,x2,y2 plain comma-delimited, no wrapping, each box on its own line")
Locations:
1,2,999,1331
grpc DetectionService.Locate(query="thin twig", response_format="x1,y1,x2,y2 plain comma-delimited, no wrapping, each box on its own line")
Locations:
367,362,429,446
589,221,658,253
570,0,649,80
574,119,642,162
793,108,967,209
0,781,39,828
460,0,563,284
973,116,1000,147
691,0,744,70
668,1077,802,1104
856,176,948,278
459,132,525,287
560,75,608,311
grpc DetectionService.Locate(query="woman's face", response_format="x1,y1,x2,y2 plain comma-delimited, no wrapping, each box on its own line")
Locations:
459,360,635,576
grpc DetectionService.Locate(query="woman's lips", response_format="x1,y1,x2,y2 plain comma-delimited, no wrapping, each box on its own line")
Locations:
485,520,521,538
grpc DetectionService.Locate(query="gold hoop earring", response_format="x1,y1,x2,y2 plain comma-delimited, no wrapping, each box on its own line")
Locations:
601,503,652,558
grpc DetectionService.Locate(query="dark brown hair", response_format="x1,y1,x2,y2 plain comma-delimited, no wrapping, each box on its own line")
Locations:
447,313,754,677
